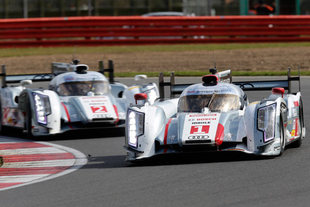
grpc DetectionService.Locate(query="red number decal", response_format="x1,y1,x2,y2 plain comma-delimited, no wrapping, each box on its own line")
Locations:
190,125,210,134
91,106,108,113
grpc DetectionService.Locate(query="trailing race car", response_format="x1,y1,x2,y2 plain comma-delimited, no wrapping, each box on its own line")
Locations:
0,60,159,136
125,68,305,161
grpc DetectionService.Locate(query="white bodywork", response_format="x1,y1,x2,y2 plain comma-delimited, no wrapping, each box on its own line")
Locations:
125,76,305,161
0,65,158,136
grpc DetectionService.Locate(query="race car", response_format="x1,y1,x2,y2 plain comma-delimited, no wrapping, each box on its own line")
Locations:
0,60,159,136
125,68,305,161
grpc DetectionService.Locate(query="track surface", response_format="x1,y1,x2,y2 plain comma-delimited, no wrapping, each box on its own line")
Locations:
0,77,309,207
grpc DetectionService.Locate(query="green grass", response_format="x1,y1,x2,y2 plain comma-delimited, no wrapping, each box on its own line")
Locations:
1,43,310,76
0,42,310,58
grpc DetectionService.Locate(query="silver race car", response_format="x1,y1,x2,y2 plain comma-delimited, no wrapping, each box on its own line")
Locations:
125,69,305,161
0,60,159,136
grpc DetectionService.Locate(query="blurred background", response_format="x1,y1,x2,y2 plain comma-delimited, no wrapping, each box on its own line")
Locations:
0,0,308,18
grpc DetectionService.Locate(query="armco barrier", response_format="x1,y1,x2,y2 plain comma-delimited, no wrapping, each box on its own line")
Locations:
0,15,310,47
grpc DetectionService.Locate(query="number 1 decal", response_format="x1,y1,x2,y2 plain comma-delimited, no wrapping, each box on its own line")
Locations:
91,106,108,113
190,125,210,134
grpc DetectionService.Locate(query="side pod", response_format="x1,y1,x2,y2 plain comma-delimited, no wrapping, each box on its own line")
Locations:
20,89,62,135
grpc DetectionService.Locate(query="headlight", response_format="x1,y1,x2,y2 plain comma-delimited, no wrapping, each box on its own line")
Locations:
127,109,144,148
32,92,51,125
257,104,276,142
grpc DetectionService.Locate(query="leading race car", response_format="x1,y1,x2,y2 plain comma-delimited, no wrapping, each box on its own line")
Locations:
125,68,305,161
0,60,159,136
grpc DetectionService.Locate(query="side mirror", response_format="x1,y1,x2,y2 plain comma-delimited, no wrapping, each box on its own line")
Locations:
20,80,32,87
272,87,285,98
134,93,148,105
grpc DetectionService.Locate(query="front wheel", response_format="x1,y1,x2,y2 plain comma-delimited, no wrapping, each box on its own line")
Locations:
291,100,304,148
25,100,33,138
278,118,285,156
0,103,5,134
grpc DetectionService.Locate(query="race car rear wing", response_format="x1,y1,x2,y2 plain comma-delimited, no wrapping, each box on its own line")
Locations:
52,60,115,83
159,68,301,99
98,60,115,84
159,69,232,99
0,60,116,88
0,65,53,87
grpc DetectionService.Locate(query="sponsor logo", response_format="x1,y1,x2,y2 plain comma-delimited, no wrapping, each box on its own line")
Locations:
64,75,74,81
189,114,217,117
188,135,209,140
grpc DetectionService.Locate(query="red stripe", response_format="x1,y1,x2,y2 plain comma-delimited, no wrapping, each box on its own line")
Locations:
113,105,119,124
0,142,49,150
0,183,23,189
215,123,225,146
3,153,75,163
61,102,71,123
164,118,172,145
3,108,10,120
0,166,70,176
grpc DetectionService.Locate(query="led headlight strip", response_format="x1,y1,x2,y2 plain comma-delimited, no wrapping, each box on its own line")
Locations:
127,109,144,148
257,103,276,142
32,92,51,125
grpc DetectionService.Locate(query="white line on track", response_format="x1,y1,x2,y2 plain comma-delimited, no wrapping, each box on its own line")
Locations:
2,159,76,168
0,147,67,155
0,174,50,183
0,137,87,191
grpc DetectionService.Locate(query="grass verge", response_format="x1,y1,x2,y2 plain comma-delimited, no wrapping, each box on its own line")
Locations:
1,42,310,58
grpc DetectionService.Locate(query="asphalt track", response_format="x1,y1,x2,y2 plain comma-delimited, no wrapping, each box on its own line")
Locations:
0,76,310,207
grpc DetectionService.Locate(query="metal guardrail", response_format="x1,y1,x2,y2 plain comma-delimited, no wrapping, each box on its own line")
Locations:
1,16,310,47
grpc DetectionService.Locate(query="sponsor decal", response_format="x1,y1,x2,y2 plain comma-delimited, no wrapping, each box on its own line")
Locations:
80,96,116,119
188,114,217,117
290,118,299,137
188,135,209,140
294,101,299,107
186,86,235,96
64,75,74,81
190,125,210,134
128,86,139,91
182,113,220,144
2,107,24,127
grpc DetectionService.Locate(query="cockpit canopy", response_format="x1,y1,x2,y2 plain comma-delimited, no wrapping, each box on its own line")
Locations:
178,93,241,113
57,80,109,96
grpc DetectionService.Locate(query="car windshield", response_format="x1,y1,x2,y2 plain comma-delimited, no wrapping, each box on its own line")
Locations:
57,80,109,96
178,94,240,113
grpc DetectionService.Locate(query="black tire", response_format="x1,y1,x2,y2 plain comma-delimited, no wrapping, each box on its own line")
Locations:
0,102,5,134
25,99,33,138
291,99,304,148
278,117,285,156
